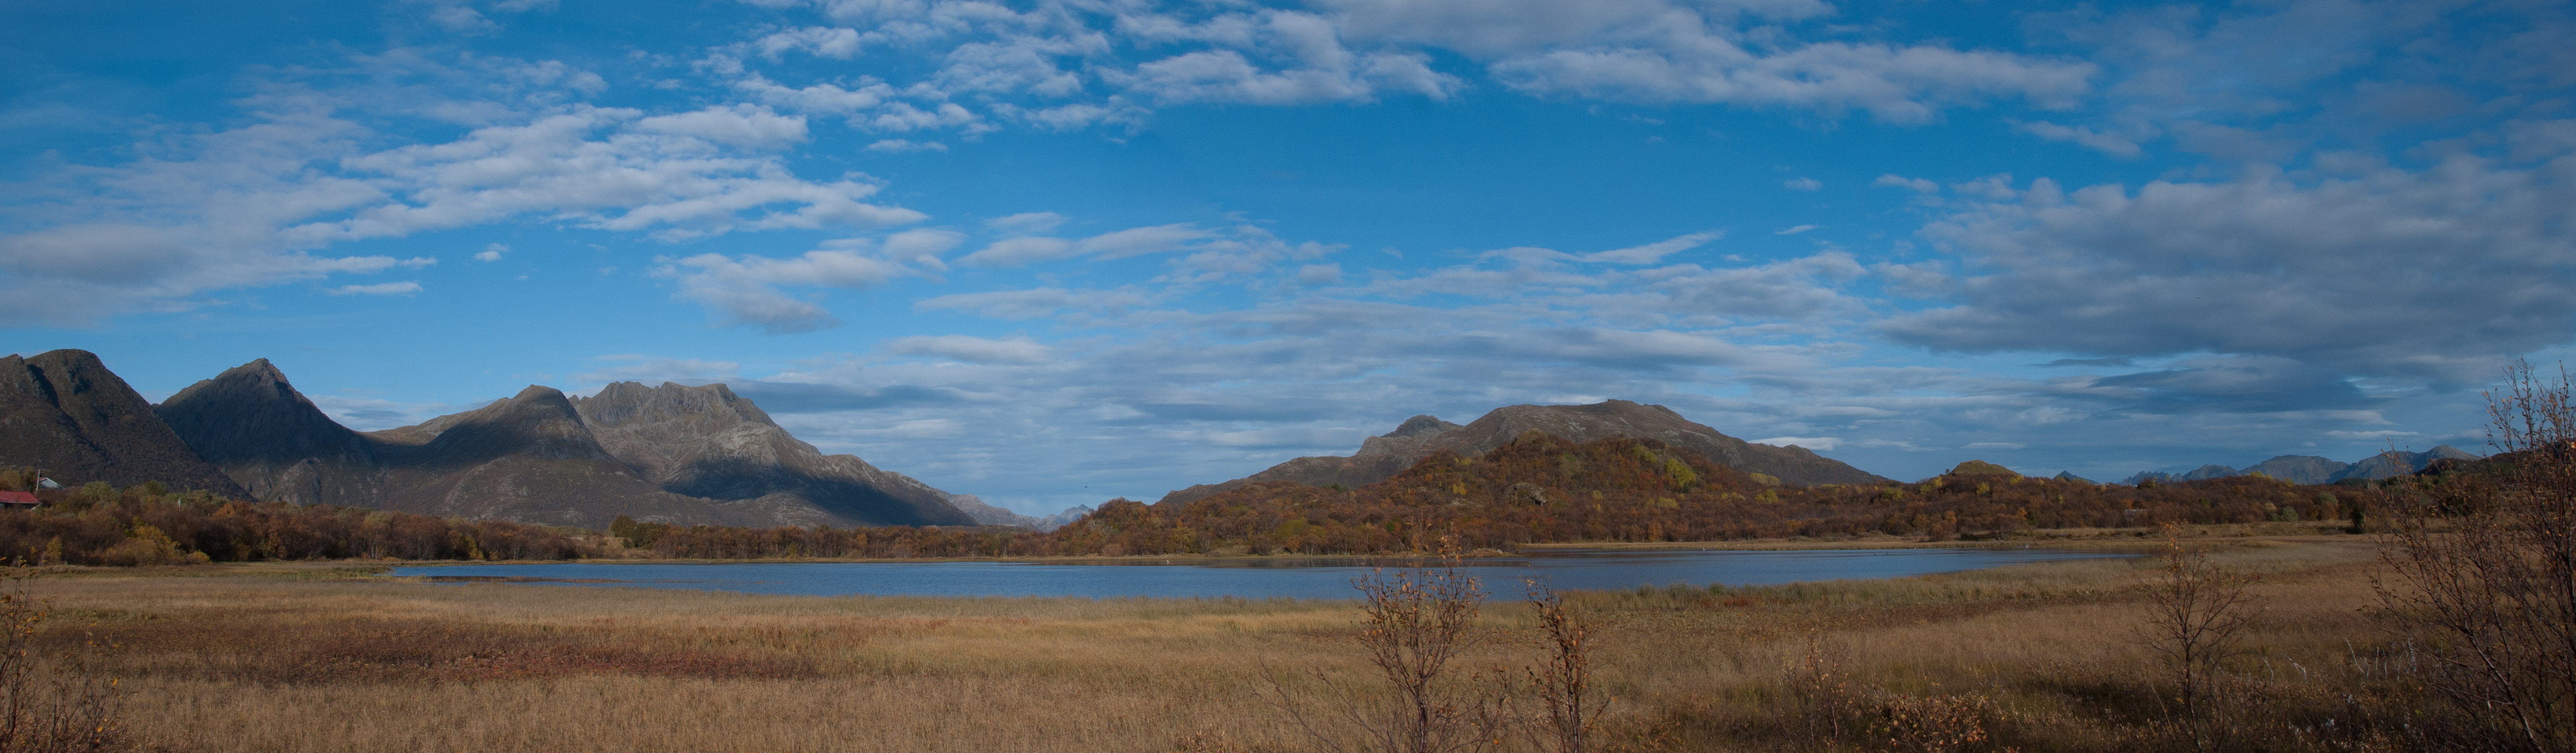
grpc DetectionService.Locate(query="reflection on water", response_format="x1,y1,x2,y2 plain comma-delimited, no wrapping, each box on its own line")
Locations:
391,547,2124,600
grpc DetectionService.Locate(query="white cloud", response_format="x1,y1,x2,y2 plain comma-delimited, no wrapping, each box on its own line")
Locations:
632,104,808,148
1108,10,1462,106
886,334,1054,363
292,105,921,244
1583,230,1720,264
955,223,1231,267
1296,263,1343,285
916,286,1155,320
2013,120,2146,158
1774,224,1819,235
474,243,507,262
1888,157,2576,383
657,249,910,333
1077,223,1211,258
986,212,1068,234
956,236,1077,267
731,74,897,115
1962,442,2027,450
1873,174,1939,193
1783,177,1822,191
326,281,423,296
865,139,948,152
1489,40,2093,124
753,26,864,59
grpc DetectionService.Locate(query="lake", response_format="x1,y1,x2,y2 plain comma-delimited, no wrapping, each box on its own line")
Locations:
389,547,2125,600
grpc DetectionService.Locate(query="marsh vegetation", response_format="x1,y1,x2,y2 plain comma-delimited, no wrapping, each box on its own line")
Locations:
0,531,2475,753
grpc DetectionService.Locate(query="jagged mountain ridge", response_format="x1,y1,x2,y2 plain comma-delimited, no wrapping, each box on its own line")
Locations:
1159,399,1885,505
152,361,975,528
2119,446,2481,485
0,350,245,495
567,381,970,527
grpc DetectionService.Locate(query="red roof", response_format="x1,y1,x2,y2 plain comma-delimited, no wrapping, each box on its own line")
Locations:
0,491,37,505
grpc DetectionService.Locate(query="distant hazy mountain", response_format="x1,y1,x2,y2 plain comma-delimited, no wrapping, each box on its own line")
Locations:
940,494,1068,530
2238,455,2350,484
1038,504,1094,529
2119,446,2481,486
154,360,974,528
1,350,245,495
2053,471,2096,484
1160,399,1884,505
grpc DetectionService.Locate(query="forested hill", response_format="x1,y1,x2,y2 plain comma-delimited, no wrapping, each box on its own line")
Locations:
1055,432,2360,556
628,431,2369,559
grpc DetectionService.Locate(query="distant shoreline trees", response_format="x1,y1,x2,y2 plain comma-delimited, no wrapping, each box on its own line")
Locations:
2,432,2377,565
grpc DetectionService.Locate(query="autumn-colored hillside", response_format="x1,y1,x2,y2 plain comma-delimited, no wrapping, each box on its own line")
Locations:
1042,431,2362,556
627,431,2367,559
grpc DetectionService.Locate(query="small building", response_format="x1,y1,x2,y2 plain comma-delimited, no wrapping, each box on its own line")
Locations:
0,491,38,508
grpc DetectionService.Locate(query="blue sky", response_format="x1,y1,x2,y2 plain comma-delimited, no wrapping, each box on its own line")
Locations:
5,0,2572,515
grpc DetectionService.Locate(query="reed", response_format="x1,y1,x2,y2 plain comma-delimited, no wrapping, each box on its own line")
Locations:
15,534,2440,752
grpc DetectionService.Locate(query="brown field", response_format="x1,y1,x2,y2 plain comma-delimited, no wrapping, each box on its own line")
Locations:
21,528,2436,753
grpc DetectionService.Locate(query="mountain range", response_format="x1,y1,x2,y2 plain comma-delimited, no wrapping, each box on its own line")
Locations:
2119,446,2481,485
10,350,978,528
1159,399,1885,505
48,349,2419,531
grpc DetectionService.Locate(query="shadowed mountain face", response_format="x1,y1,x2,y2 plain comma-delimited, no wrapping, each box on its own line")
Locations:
155,362,973,528
156,359,378,504
1159,399,1884,504
0,350,245,495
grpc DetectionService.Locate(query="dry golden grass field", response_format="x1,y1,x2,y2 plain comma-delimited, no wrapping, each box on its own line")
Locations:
17,528,2451,753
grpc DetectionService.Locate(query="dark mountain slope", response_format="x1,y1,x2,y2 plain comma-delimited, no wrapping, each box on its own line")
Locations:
1159,400,1882,504
0,350,242,494
155,359,379,505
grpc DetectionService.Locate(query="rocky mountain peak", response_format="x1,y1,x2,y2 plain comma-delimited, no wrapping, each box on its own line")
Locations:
575,381,775,430
411,385,613,464
157,359,369,466
1387,415,1459,438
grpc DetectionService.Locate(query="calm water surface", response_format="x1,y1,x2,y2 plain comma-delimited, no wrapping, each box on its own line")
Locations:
390,548,2122,600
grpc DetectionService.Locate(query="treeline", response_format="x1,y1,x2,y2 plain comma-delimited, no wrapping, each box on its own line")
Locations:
7,432,2377,564
0,470,587,564
1027,433,2362,557
611,432,2368,559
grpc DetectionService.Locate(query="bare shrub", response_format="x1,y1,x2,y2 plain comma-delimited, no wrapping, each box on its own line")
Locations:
1274,544,1508,753
1865,692,2007,753
1782,635,1857,748
1519,582,1607,753
2134,525,2257,753
2374,361,2576,753
0,566,123,753
1779,637,2015,753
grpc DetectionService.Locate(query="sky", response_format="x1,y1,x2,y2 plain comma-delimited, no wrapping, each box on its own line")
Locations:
3,0,2572,515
